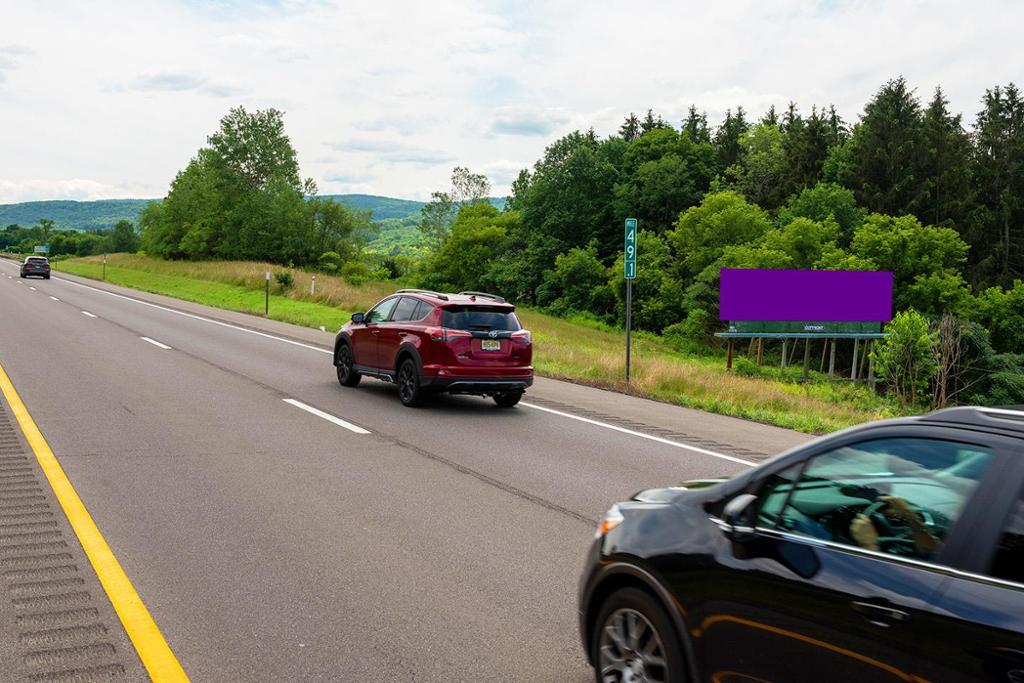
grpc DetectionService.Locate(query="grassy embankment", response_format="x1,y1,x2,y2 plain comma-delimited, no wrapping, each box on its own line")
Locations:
55,254,902,433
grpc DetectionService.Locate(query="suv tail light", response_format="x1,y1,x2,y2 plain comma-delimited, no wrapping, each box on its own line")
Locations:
512,330,532,345
428,328,473,342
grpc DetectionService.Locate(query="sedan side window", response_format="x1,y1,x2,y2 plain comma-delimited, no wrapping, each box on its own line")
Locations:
772,438,994,562
989,488,1024,584
366,297,398,324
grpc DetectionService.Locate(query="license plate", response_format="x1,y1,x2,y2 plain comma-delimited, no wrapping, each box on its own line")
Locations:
481,339,501,351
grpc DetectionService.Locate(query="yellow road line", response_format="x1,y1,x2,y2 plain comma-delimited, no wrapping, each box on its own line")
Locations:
0,360,188,682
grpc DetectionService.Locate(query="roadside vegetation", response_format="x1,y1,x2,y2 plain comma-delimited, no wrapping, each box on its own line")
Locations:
56,254,896,433
21,76,1024,429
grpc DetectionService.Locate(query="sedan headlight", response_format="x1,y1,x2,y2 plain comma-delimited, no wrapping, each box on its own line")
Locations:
595,504,624,538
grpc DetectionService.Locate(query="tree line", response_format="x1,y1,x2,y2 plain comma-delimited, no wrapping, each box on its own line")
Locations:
414,77,1024,407
1,219,139,257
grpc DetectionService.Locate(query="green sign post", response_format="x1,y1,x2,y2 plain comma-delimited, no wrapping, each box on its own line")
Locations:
624,218,637,383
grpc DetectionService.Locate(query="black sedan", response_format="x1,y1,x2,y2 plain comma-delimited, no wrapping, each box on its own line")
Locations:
579,406,1024,683
20,256,50,279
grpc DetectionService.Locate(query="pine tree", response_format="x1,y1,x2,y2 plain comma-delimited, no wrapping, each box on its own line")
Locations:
972,83,1024,285
760,105,779,128
920,87,974,230
619,113,641,142
640,109,669,134
714,107,749,169
682,106,711,144
843,77,928,216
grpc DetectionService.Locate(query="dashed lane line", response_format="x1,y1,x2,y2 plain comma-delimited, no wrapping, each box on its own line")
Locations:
80,311,97,318
521,402,757,467
283,399,371,435
140,337,172,350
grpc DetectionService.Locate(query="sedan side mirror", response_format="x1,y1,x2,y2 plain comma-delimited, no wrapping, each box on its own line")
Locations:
351,312,365,324
722,493,758,541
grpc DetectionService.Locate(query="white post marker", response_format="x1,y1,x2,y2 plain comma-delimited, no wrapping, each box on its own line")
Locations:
311,275,316,296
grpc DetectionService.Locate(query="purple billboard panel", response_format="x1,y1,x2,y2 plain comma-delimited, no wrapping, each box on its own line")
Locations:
719,269,893,321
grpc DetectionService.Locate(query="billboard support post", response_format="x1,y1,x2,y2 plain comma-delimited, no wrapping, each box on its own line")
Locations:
829,339,836,376
851,339,859,381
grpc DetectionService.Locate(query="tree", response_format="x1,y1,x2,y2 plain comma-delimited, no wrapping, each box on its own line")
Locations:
839,77,928,216
536,244,612,315
921,87,974,230
207,106,310,195
37,218,54,246
619,113,641,142
419,204,514,292
714,107,749,169
682,106,711,144
973,280,1024,354
777,182,865,245
970,83,1024,286
872,310,937,407
669,191,773,278
722,123,787,209
851,213,970,314
614,128,717,232
108,220,139,253
417,191,455,252
450,166,491,204
640,109,669,134
608,231,685,332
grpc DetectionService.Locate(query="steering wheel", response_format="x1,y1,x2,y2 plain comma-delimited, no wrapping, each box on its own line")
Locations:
862,499,919,554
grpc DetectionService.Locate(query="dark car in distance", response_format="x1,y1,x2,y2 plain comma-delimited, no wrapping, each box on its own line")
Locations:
333,289,533,407
20,256,50,279
579,406,1024,683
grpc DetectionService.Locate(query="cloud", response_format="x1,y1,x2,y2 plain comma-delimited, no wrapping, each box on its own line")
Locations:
0,45,32,83
327,140,454,166
488,106,570,137
121,72,244,97
481,159,528,188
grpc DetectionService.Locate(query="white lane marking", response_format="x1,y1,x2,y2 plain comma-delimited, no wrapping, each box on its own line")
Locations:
29,286,36,291
283,399,370,434
520,402,757,467
16,281,22,285
49,296,59,301
140,336,172,350
7,264,762,462
81,311,97,318
50,275,332,355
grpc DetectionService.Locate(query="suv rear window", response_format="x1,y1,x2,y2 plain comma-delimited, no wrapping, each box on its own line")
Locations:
442,306,521,332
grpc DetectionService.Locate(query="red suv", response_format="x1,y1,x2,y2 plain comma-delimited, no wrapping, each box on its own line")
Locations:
333,289,533,407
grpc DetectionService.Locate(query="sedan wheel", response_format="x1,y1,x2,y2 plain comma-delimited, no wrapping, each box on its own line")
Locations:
594,588,684,683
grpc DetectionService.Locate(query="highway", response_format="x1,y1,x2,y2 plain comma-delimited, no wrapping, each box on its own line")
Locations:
0,258,810,681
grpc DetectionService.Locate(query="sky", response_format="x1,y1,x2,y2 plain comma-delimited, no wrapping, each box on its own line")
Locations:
1,0,1021,204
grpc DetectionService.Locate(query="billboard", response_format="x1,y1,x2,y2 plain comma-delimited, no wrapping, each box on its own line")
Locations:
719,269,893,322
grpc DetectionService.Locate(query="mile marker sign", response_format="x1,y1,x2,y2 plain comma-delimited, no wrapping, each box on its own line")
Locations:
624,218,637,279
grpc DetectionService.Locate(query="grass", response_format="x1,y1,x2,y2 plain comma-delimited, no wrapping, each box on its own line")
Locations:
54,254,904,433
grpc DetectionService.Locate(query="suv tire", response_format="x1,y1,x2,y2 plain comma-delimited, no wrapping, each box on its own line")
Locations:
493,391,522,408
336,345,361,387
397,358,424,407
591,587,686,683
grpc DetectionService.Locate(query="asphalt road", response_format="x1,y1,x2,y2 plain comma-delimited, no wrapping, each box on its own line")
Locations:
0,260,811,681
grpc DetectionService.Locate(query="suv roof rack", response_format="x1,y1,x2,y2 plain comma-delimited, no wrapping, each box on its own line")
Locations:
457,290,507,303
921,406,1024,429
396,288,449,301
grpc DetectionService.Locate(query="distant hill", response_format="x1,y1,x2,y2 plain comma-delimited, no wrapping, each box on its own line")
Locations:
0,199,154,231
0,194,508,231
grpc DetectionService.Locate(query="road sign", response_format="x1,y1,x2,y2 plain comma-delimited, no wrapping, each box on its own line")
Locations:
33,245,48,254
624,218,637,280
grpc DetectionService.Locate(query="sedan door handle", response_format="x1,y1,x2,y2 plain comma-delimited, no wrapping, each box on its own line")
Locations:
851,601,909,625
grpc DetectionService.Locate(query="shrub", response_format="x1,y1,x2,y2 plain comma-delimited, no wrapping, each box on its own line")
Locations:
274,270,294,290
872,310,937,407
318,251,343,273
